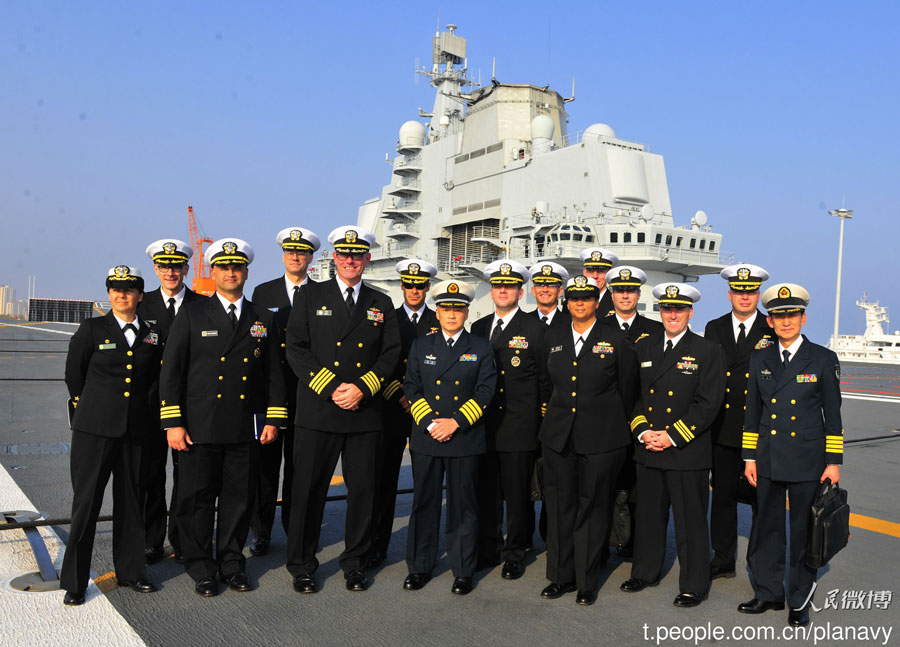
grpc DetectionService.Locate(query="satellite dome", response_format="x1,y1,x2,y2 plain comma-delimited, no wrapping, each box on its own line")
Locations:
398,120,426,147
531,114,555,140
584,123,617,140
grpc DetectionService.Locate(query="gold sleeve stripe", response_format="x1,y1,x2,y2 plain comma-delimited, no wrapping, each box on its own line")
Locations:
160,405,182,420
674,420,694,443
825,435,844,452
459,399,483,426
630,415,648,432
267,407,289,418
383,380,403,400
309,368,336,394
361,371,381,396
160,406,180,412
410,398,433,425
742,431,759,449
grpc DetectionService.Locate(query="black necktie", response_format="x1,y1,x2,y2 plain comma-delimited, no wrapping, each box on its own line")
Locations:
293,285,300,304
167,297,176,319
783,349,791,366
228,303,237,328
411,312,418,325
491,318,504,342
737,322,746,344
622,321,630,332
345,287,355,313
541,315,549,325
447,337,454,349
664,339,673,355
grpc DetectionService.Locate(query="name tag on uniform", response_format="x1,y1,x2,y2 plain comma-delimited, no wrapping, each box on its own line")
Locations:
508,336,528,349
797,374,818,383
367,308,384,323
641,360,652,368
316,309,332,316
550,345,563,353
202,330,218,337
99,343,116,350
424,354,437,365
459,354,477,362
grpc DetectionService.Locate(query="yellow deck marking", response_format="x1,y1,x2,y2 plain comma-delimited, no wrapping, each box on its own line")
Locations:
94,571,119,593
850,512,900,538
330,475,344,486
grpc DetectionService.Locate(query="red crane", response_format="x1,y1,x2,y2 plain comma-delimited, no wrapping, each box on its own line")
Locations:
187,206,215,296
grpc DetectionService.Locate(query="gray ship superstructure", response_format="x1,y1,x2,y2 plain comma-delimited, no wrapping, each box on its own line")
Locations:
347,25,730,319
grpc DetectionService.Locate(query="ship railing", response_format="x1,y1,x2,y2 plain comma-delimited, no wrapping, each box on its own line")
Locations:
389,178,421,190
370,242,417,261
394,155,422,169
386,222,420,235
507,239,726,266
505,211,616,230
383,199,422,212
559,129,650,152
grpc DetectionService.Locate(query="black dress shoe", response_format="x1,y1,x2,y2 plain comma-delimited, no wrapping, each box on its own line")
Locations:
248,536,269,557
224,572,253,592
293,574,317,594
576,590,597,606
366,550,387,568
737,598,785,614
345,569,368,592
451,576,473,595
117,578,157,593
403,573,431,591
144,546,165,564
501,561,524,580
620,578,657,593
63,591,85,606
710,564,736,580
194,577,218,598
540,582,577,599
674,592,705,607
788,607,810,627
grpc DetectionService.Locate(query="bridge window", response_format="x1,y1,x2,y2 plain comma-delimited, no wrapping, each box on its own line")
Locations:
709,241,716,251
610,232,619,243
655,233,662,244
689,238,696,249
637,232,645,243
699,239,706,250
665,235,672,245
676,236,683,247
624,233,632,243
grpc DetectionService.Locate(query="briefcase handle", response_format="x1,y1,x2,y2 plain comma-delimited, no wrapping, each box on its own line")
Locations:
816,477,835,498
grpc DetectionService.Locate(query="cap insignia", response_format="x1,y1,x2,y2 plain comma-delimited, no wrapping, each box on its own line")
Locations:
223,241,237,255
666,285,679,299
574,276,588,288
541,264,552,276
500,263,512,276
591,251,602,262
448,283,459,294
163,242,176,255
778,286,791,299
114,265,130,278
289,229,302,241
345,229,358,243
737,267,750,281
620,268,631,280
408,262,420,275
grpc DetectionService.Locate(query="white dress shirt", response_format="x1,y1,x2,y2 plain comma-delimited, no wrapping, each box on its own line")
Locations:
571,321,596,356
490,307,519,334
403,303,426,323
732,311,757,342
336,276,362,305
778,336,804,363
284,274,309,304
113,313,141,346
215,292,244,321
161,286,187,315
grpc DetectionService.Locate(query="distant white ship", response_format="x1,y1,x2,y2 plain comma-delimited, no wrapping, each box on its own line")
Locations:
829,295,900,365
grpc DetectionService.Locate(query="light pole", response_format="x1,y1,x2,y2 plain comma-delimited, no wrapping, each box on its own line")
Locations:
829,208,853,349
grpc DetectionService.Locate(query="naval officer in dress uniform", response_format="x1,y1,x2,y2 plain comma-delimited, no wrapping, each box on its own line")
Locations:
247,226,320,556
403,280,496,595
137,239,201,565
538,276,638,606
285,225,401,594
528,261,569,330
580,247,619,318
704,264,774,581
62,266,162,605
739,284,843,627
368,259,439,567
471,260,549,579
603,265,663,558
160,239,288,597
621,283,725,607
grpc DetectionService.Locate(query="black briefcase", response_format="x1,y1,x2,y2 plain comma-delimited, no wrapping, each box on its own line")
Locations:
806,478,850,568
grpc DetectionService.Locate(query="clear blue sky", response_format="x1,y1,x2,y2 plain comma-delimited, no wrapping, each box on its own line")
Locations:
2,1,898,341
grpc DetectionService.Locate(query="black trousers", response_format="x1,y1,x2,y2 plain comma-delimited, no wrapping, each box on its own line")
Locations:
175,442,258,582
251,415,294,539
631,464,710,594
406,452,480,578
139,434,180,553
477,450,536,564
748,476,819,609
370,430,408,555
543,441,624,591
61,430,146,594
286,427,379,576
710,444,756,569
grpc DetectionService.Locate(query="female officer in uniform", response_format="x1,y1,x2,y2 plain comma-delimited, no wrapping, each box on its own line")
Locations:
61,266,163,605
538,276,638,606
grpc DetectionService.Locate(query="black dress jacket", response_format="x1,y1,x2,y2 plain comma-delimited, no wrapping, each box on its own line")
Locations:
383,306,439,437
285,278,401,433
629,331,726,471
538,321,638,455
403,330,496,458
742,337,843,482
137,287,203,339
471,310,550,452
703,311,776,447
527,307,570,331
65,312,164,438
601,313,664,345
159,296,288,442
